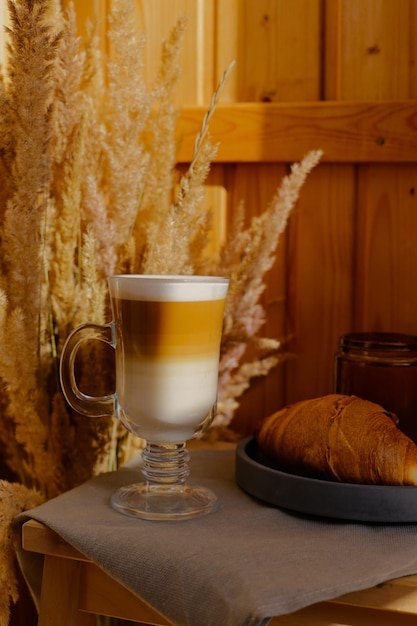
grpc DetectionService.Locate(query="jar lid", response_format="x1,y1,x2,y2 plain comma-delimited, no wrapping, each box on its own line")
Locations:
340,332,417,352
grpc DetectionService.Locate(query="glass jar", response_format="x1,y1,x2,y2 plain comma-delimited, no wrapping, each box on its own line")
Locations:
334,332,417,443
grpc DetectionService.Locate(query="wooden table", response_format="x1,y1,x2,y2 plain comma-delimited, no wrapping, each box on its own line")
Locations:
22,519,417,626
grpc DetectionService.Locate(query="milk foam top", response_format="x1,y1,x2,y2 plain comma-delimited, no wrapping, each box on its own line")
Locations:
109,275,229,302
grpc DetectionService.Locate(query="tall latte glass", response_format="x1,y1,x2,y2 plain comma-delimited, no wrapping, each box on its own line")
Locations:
60,275,229,520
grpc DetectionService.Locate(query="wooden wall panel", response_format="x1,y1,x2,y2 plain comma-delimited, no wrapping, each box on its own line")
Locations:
216,0,322,102
355,165,417,332
323,0,417,350
224,162,289,430
213,0,324,428
177,102,417,163
285,164,356,404
325,0,417,100
135,0,215,104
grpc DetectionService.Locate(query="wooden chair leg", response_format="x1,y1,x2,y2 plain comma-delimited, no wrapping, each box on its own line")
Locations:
38,555,96,626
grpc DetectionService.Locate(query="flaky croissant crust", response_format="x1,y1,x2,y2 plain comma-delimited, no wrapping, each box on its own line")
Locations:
256,394,417,486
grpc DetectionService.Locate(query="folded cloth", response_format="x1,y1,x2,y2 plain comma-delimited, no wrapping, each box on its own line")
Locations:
14,449,417,626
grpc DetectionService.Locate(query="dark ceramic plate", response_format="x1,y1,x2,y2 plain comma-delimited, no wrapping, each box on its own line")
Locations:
235,437,417,522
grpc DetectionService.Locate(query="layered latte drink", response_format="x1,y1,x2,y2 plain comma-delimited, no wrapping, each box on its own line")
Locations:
60,274,229,519
109,275,228,443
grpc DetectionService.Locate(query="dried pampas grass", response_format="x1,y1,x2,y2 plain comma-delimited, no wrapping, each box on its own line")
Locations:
215,150,322,423
0,0,321,620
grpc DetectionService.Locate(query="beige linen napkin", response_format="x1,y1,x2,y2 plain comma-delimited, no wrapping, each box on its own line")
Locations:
14,449,417,626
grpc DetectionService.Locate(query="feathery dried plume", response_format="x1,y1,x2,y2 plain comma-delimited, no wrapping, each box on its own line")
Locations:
214,150,323,425
0,0,61,492
0,0,323,484
0,0,322,491
188,60,235,175
102,0,152,265
138,16,188,273
142,60,235,275
0,1,321,619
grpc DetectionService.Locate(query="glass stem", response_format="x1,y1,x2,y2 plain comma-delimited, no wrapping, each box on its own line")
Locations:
141,442,190,489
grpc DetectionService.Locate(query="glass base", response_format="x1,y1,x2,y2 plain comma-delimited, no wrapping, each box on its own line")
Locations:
111,482,218,520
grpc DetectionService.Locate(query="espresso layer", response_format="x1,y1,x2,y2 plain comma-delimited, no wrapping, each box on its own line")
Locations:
112,298,225,358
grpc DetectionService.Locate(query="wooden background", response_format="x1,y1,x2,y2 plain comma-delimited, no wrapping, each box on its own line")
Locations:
2,5,415,624
59,0,417,435
3,0,417,436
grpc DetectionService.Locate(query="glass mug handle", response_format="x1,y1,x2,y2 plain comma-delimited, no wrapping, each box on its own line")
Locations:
59,323,115,417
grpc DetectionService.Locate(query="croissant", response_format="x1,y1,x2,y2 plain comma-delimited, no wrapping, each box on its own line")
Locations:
256,394,417,485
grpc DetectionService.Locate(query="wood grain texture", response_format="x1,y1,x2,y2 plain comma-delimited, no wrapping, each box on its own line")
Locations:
269,601,417,625
225,162,288,432
177,101,417,163
79,562,172,623
38,556,96,626
285,164,356,404
22,519,88,560
135,0,215,104
215,0,322,102
355,164,417,332
325,0,417,100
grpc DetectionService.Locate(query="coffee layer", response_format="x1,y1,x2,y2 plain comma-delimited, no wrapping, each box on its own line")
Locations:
112,298,225,358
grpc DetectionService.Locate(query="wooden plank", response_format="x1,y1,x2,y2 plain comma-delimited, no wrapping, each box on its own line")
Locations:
284,164,356,404
325,0,417,100
69,0,216,102
135,0,215,104
215,0,321,102
355,164,417,332
269,573,417,624
333,574,417,613
269,601,417,625
176,101,417,163
79,561,172,624
22,520,89,562
39,555,96,626
225,163,288,432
